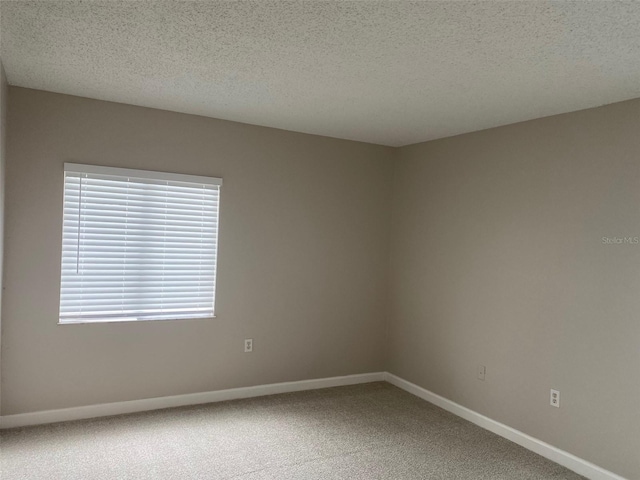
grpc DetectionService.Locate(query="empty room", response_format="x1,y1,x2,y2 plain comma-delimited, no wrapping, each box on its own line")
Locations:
0,1,638,479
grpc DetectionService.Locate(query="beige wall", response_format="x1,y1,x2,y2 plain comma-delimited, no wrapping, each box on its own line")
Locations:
389,98,640,479
2,87,393,415
4,84,639,478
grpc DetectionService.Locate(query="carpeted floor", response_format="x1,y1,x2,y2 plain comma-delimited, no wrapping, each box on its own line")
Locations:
0,382,585,479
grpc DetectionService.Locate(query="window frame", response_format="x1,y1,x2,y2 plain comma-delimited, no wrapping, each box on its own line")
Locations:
58,163,223,325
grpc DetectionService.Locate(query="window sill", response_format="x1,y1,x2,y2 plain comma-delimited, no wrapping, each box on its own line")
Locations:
58,315,217,325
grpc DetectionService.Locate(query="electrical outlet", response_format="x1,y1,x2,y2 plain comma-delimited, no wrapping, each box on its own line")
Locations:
550,389,560,408
244,339,253,353
477,365,486,381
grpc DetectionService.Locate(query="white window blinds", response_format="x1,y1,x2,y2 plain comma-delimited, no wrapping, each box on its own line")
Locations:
59,164,222,323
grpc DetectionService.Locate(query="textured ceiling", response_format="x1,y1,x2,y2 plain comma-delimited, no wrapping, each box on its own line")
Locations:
1,1,639,146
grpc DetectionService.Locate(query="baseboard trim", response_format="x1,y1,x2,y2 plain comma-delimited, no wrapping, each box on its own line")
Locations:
0,372,385,429
0,371,627,480
384,372,627,480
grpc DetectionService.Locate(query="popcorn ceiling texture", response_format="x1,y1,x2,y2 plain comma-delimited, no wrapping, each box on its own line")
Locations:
1,0,639,146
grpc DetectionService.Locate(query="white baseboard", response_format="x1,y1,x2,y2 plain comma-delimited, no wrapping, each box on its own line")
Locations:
0,371,627,480
0,372,385,429
384,372,627,480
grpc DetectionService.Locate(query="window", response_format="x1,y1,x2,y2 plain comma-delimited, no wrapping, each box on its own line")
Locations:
59,164,222,323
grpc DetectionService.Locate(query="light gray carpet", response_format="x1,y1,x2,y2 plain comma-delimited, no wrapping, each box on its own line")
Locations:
1,382,585,479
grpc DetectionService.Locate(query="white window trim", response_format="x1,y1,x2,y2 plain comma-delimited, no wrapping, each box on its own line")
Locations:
64,163,223,187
